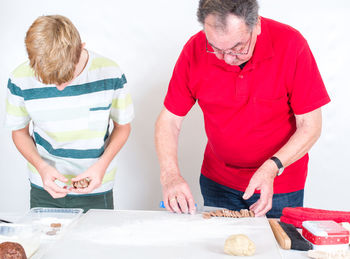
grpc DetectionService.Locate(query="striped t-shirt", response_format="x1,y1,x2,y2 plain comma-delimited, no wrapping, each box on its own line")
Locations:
5,50,134,194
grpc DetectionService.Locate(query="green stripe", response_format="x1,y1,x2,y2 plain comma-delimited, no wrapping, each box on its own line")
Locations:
89,57,119,71
20,75,126,101
7,79,23,97
12,62,35,78
45,129,106,142
111,93,132,109
34,132,104,159
6,99,28,117
89,103,111,111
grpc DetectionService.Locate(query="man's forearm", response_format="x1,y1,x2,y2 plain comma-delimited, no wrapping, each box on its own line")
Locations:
272,108,322,169
155,109,184,184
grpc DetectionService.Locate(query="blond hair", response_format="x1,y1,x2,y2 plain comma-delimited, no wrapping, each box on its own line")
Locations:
25,15,82,85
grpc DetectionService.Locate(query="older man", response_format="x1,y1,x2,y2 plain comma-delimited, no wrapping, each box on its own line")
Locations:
155,0,330,217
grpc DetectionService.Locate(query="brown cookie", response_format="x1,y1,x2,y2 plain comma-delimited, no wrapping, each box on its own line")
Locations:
72,178,90,189
202,212,212,219
235,211,242,218
209,211,217,217
230,210,237,218
50,223,61,228
216,210,224,217
240,209,249,217
0,242,27,259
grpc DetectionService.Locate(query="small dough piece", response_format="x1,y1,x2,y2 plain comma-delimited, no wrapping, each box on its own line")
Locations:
202,212,212,219
224,234,256,256
216,210,224,217
50,223,62,228
210,211,217,217
240,209,246,217
46,230,58,236
223,209,229,217
235,211,242,218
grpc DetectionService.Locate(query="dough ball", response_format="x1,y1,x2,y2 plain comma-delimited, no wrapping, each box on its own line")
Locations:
0,242,27,259
224,234,256,256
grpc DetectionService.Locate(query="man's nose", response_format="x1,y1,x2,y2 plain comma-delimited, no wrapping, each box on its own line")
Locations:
223,53,237,64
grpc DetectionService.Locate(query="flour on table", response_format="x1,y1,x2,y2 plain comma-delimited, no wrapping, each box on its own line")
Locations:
70,217,261,246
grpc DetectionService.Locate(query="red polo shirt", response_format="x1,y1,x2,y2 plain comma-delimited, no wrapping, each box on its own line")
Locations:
164,17,330,193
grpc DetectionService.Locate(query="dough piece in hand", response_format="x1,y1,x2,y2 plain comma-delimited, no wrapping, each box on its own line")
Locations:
224,234,256,256
72,178,90,189
0,242,27,259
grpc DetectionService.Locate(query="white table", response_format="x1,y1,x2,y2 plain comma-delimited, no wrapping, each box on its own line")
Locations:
0,211,320,259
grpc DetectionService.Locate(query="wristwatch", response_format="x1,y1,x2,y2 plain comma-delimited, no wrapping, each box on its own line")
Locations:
270,156,284,176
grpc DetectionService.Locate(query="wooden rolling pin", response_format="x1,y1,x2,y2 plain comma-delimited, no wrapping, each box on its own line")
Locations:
268,219,312,251
269,219,291,249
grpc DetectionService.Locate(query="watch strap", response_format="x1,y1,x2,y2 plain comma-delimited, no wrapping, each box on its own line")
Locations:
270,156,284,176
270,156,283,169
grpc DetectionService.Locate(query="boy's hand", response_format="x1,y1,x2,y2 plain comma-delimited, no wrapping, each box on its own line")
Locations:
70,163,105,194
37,163,69,198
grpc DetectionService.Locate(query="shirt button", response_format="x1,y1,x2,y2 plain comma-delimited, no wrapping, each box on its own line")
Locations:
239,75,244,79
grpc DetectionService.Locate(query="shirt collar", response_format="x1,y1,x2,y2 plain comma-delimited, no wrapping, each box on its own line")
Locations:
249,17,275,66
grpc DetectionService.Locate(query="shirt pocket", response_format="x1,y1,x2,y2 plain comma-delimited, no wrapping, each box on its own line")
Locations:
251,95,292,132
88,102,111,131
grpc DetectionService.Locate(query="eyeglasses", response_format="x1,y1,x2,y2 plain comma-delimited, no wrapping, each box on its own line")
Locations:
206,31,253,56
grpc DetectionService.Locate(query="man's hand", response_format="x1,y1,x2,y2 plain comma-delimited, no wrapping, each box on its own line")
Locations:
37,163,69,199
155,108,196,214
242,160,277,217
161,174,196,215
70,162,105,194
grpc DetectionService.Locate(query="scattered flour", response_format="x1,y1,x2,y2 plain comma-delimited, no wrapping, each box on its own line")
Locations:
70,217,265,246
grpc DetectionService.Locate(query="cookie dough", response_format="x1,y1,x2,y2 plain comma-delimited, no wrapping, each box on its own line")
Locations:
0,242,27,259
72,178,90,189
224,234,256,256
203,209,255,219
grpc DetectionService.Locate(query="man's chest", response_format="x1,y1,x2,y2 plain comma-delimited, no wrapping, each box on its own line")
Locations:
190,61,292,116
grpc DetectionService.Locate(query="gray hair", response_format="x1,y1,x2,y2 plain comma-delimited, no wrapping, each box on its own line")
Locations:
197,0,259,30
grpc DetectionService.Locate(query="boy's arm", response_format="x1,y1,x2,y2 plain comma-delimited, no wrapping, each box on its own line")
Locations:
12,124,69,198
71,121,131,194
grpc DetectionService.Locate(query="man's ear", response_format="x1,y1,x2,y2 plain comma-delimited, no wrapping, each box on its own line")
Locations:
256,16,261,35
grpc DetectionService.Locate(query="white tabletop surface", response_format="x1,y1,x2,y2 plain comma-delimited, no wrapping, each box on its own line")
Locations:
0,211,327,259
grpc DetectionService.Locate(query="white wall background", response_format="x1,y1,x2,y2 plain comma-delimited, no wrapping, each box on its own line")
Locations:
0,0,349,214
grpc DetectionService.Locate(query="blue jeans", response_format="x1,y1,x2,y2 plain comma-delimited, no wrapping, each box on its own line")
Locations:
200,174,304,218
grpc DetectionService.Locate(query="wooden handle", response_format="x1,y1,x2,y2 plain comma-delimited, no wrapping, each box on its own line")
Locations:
268,219,291,250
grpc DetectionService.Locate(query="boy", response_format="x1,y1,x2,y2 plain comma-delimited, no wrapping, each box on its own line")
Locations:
5,15,134,212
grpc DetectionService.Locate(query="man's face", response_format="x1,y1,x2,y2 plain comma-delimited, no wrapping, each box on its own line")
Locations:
204,14,260,66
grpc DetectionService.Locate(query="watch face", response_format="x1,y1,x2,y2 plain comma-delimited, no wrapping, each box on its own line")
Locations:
277,167,284,176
